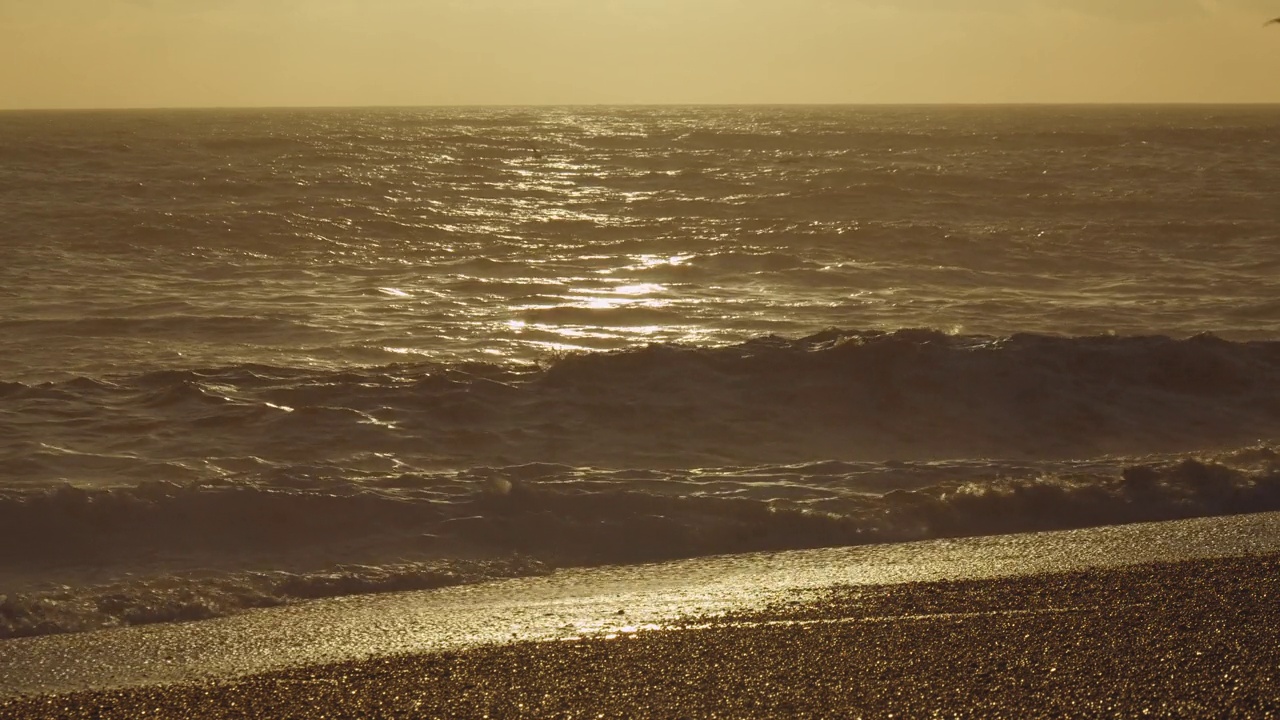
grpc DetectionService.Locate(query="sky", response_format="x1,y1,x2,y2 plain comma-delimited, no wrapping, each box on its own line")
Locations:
2,0,1279,109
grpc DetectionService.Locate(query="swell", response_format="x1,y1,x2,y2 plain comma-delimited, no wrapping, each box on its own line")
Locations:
1,445,1279,638
2,330,1279,478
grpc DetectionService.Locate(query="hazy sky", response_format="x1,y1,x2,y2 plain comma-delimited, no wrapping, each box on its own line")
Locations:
2,0,1279,108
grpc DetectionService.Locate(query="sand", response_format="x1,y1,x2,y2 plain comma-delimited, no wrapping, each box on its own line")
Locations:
4,553,1277,719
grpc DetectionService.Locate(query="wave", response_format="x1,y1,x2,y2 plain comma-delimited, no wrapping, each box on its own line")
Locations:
4,329,1280,637
1,445,1278,638
2,330,1279,480
0,557,547,640
196,135,317,153
520,305,685,327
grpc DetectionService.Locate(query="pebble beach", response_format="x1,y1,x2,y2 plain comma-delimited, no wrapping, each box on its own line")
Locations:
6,552,1277,719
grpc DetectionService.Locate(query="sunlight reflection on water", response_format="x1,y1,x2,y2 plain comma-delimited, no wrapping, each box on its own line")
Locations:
4,106,1280,377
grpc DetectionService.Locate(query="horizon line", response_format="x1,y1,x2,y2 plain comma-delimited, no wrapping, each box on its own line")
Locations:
5,100,1280,113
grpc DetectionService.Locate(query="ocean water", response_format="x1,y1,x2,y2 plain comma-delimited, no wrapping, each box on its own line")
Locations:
2,105,1280,638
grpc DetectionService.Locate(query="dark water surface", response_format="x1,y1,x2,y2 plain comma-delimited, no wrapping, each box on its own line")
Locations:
2,105,1279,638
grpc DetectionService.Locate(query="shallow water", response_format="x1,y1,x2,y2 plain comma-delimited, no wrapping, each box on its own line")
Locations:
4,512,1278,697
2,105,1279,638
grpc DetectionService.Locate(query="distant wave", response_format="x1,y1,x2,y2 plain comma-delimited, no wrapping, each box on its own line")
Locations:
0,314,308,339
1,444,1278,638
520,305,685,327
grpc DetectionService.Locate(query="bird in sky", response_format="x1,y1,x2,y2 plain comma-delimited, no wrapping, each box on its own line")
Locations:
1267,17,1280,25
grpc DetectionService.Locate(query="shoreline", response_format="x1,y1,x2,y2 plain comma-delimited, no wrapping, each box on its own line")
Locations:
5,511,1280,699
6,553,1279,718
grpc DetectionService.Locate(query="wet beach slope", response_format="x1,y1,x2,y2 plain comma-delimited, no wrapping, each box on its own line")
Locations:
3,512,1279,718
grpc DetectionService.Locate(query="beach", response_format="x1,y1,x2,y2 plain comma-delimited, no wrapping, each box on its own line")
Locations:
4,514,1280,718
5,552,1277,719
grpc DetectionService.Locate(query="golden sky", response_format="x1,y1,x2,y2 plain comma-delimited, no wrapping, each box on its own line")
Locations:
2,0,1279,109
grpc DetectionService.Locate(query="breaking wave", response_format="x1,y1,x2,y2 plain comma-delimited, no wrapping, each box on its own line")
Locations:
2,443,1279,639
5,330,1280,481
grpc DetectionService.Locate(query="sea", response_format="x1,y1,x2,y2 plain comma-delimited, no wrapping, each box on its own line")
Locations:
2,105,1280,639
